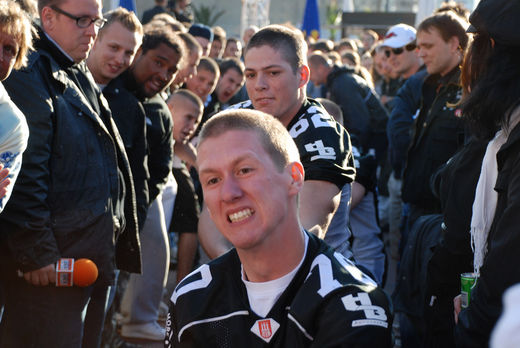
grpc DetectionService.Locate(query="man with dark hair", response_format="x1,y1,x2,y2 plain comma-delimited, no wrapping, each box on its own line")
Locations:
199,25,356,261
209,25,226,60
117,26,184,341
165,109,392,347
223,37,242,59
0,0,140,346
185,56,219,103
199,57,245,124
141,0,168,25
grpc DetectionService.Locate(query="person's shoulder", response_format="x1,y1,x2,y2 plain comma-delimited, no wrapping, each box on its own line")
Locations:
288,236,391,336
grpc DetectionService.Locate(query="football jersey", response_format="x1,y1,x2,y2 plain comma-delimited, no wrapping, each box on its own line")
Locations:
165,232,393,347
229,98,356,189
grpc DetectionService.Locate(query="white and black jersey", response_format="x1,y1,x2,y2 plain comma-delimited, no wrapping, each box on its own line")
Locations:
165,232,392,347
230,98,356,189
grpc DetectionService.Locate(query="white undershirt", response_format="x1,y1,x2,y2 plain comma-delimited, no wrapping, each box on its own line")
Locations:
241,232,309,317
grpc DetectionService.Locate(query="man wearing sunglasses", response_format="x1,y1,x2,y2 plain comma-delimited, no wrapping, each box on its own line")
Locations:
382,24,422,82
383,23,426,263
0,0,141,346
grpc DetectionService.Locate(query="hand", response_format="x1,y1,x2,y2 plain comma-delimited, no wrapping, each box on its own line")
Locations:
453,294,462,324
0,164,10,199
24,264,56,286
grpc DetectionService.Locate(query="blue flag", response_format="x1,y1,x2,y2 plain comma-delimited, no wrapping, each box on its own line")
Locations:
118,0,136,12
302,0,320,39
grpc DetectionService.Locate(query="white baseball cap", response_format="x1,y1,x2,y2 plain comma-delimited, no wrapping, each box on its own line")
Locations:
383,24,416,48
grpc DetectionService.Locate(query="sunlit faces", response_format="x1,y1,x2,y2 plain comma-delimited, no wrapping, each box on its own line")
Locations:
244,45,308,126
173,48,201,87
209,40,223,59
215,68,244,103
131,43,181,98
167,94,202,143
0,29,19,81
194,36,210,56
185,68,217,101
223,40,242,59
417,27,461,76
385,43,418,78
197,129,299,251
87,21,142,84
42,0,103,63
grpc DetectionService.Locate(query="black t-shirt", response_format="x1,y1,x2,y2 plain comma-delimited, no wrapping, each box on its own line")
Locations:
231,98,356,189
166,232,392,347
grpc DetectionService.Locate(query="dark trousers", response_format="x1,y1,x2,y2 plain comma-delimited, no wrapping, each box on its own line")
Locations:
0,267,109,348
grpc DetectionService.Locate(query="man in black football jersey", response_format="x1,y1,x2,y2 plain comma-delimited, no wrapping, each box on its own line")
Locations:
165,109,392,347
198,24,356,258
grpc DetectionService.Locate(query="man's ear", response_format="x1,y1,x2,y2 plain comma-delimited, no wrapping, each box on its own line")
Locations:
288,162,304,195
449,36,461,53
298,65,310,89
40,7,55,31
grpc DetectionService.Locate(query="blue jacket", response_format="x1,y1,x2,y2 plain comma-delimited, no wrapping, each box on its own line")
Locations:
386,67,428,179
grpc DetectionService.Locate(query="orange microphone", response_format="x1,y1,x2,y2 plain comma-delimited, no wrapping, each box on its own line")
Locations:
56,258,98,287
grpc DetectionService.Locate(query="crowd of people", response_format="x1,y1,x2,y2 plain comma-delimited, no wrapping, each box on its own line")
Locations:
0,0,519,347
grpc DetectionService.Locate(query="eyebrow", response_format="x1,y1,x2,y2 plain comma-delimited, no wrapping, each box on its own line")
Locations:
199,153,257,176
245,64,284,72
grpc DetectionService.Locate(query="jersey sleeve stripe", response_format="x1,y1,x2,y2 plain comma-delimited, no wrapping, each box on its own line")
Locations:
287,313,314,341
177,310,250,342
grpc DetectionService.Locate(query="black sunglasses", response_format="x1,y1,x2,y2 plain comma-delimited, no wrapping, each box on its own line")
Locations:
50,5,106,29
384,43,417,58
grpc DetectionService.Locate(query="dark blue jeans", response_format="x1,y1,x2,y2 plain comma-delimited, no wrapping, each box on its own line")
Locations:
0,269,109,348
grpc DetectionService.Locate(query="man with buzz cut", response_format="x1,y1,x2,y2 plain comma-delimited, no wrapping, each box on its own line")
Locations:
198,25,356,262
165,109,392,347
0,0,140,346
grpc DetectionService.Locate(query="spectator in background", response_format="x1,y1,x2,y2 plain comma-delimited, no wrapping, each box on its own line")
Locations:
336,37,359,55
86,7,147,227
172,32,202,89
453,0,520,346
0,0,141,346
165,89,203,282
169,0,194,24
188,23,213,56
146,13,186,33
223,37,242,59
209,26,226,60
0,0,32,213
185,56,219,104
201,57,245,125
141,0,168,25
361,29,379,53
383,24,425,261
242,24,258,48
119,27,184,341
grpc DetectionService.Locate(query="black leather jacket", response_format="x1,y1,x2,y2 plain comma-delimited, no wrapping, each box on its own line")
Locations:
0,32,141,283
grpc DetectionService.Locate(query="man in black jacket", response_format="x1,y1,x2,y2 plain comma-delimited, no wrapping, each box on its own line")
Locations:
141,0,168,25
308,52,388,161
86,7,148,229
118,27,184,341
0,0,140,346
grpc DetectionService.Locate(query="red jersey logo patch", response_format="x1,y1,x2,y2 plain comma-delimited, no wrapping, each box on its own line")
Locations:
251,318,280,343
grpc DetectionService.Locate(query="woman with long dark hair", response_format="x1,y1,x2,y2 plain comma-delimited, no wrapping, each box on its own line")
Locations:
454,0,520,346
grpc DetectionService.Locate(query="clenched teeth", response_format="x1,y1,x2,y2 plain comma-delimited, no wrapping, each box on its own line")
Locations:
228,209,254,223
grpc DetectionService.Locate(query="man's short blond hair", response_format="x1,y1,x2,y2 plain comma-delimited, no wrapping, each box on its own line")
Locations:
199,109,301,171
0,0,35,69
99,7,143,39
